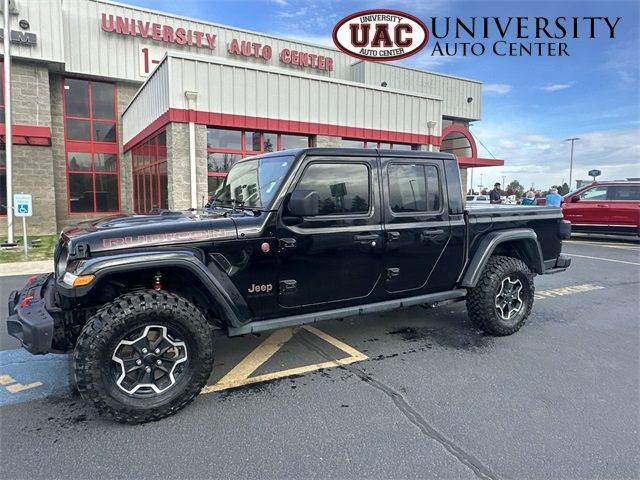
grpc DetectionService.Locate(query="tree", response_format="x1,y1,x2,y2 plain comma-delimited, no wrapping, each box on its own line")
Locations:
559,182,570,195
507,180,525,198
351,195,368,212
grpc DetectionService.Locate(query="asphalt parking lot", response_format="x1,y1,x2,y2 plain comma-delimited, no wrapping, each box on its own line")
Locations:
0,237,638,479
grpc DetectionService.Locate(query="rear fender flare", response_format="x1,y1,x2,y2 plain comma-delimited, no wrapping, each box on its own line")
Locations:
460,229,544,288
58,250,250,328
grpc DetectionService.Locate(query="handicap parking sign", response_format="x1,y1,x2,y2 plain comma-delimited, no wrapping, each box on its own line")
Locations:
13,194,33,217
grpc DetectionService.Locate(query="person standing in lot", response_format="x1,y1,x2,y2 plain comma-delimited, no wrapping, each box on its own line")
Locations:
545,187,563,207
521,191,536,205
490,183,502,204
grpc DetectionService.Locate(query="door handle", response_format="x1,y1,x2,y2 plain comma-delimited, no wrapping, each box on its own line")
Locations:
279,238,297,248
387,231,400,242
596,204,608,208
354,233,379,244
420,229,444,239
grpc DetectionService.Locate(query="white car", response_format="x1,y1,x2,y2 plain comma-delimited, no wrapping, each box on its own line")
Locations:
466,195,490,203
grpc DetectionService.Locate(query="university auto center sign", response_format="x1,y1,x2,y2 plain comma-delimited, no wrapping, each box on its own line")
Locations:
100,14,334,76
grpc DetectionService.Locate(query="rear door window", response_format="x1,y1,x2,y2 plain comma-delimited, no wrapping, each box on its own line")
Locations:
608,185,640,200
388,164,441,213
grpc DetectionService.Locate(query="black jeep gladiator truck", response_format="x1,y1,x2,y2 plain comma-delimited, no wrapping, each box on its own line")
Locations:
7,148,571,423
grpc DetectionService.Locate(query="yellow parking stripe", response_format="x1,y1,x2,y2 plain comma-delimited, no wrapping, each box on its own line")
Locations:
535,283,604,300
202,326,367,393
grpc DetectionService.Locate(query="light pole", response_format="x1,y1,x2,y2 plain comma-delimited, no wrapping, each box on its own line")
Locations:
501,175,506,191
565,137,580,191
3,0,14,243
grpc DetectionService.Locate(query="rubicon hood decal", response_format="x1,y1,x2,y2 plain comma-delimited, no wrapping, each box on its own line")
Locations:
332,9,429,61
101,228,237,250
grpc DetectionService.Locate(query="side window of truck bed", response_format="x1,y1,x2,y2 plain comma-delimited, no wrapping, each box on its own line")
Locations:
387,164,441,213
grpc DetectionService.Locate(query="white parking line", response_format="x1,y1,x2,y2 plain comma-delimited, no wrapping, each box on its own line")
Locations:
565,241,640,251
566,253,640,266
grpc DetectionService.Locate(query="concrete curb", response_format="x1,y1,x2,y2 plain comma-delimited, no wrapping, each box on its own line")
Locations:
0,260,52,277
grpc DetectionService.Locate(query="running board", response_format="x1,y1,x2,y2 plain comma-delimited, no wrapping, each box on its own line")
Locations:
227,289,468,336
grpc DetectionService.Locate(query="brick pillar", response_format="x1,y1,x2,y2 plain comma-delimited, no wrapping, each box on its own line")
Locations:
459,168,468,195
4,145,57,236
166,122,208,210
195,124,208,208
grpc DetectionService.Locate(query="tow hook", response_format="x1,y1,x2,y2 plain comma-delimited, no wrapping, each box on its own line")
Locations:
153,272,163,291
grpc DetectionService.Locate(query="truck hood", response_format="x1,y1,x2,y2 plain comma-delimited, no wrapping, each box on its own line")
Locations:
62,211,239,255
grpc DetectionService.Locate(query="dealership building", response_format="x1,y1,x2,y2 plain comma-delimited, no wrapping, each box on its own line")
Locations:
0,0,502,235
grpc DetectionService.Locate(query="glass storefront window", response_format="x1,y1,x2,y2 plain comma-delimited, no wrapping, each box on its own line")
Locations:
65,78,90,117
67,152,119,213
207,128,242,149
95,153,117,172
341,139,365,148
342,139,416,150
66,119,91,141
206,128,310,194
64,77,119,214
280,134,309,150
90,82,116,119
93,121,116,142
132,131,168,213
67,152,92,171
263,133,277,152
245,131,261,152
208,153,241,174
393,143,413,150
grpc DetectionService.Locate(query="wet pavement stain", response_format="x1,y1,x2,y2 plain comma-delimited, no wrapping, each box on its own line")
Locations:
388,326,494,351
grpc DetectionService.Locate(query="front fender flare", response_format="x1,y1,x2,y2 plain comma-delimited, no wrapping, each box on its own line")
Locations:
460,228,544,288
57,250,250,328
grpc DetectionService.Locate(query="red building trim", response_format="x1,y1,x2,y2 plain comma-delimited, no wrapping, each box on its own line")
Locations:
124,108,441,152
0,124,52,146
123,109,504,169
457,157,504,167
441,124,478,158
441,124,504,168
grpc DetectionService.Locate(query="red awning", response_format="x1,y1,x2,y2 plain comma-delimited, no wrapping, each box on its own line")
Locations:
0,124,52,146
457,156,504,168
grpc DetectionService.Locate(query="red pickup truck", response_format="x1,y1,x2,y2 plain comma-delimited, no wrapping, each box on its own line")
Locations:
562,181,640,236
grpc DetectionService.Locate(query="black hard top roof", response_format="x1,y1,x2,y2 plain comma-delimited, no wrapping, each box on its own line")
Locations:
246,147,457,161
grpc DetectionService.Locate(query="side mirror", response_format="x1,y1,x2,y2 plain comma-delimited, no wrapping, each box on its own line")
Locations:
288,190,319,217
570,196,580,203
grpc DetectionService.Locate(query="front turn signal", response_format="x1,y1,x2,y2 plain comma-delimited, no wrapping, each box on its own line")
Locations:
72,274,95,287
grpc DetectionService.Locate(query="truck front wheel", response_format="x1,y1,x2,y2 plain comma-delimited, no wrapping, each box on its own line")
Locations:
466,255,535,336
73,290,214,423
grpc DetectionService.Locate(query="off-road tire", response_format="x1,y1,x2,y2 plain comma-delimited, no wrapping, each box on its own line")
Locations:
466,255,535,336
73,290,214,424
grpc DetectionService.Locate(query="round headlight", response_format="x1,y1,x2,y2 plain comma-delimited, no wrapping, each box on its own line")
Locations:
56,247,69,278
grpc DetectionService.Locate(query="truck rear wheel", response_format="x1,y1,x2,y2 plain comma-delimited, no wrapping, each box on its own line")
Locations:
73,290,214,424
466,255,534,336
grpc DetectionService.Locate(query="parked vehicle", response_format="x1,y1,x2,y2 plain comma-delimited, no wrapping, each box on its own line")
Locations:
7,148,571,423
466,194,490,203
562,181,640,236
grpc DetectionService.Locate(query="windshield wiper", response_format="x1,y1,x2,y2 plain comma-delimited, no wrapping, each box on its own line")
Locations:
212,198,260,213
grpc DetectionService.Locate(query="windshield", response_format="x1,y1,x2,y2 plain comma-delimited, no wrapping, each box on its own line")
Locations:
212,155,293,209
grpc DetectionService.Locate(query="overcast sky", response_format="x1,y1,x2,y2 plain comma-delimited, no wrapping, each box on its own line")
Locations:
127,0,640,191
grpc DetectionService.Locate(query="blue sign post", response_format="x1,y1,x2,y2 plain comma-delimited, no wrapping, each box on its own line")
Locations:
13,194,33,257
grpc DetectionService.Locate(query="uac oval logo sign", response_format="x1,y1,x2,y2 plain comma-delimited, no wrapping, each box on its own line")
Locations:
332,10,429,61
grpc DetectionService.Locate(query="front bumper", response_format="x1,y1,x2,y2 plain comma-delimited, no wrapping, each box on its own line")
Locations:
6,273,57,354
543,253,572,274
